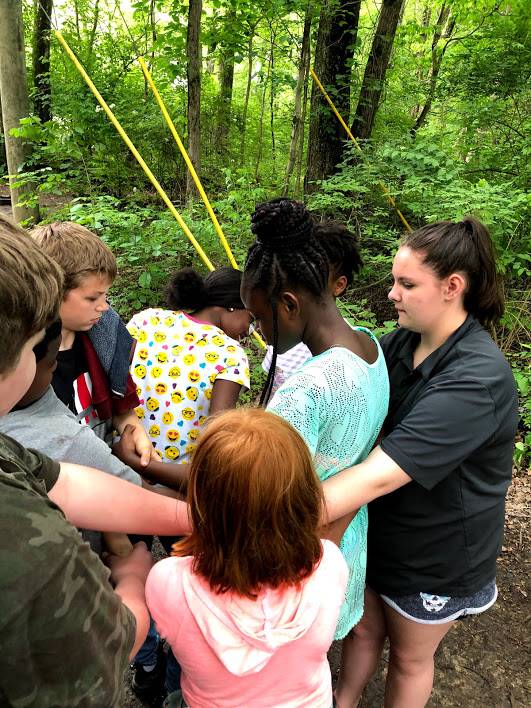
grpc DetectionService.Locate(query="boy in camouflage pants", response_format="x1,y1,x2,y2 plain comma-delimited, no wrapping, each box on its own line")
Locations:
0,216,189,707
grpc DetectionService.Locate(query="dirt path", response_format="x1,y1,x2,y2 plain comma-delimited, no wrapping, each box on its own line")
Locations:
122,473,530,707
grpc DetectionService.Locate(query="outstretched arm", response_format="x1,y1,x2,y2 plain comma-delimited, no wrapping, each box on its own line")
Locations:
322,446,411,523
49,462,191,536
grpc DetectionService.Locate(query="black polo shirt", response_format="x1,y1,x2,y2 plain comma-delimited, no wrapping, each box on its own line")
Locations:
367,315,518,596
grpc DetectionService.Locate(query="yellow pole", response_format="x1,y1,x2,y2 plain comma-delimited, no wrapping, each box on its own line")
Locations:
310,68,413,233
54,30,214,270
138,57,239,269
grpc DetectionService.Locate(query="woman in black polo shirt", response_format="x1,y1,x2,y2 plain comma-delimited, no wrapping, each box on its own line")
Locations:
324,217,518,708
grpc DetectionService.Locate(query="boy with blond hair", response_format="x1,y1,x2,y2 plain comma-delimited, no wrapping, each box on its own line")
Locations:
31,221,153,463
0,215,189,706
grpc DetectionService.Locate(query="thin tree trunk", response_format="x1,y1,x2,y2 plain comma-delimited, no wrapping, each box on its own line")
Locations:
86,0,100,66
33,0,53,123
411,6,455,136
283,5,312,196
305,0,362,189
295,44,310,197
0,0,39,223
186,0,202,201
255,51,271,180
269,25,276,172
240,31,254,162
351,0,406,141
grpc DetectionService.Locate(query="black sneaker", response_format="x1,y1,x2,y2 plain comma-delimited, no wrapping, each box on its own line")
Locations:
131,643,167,703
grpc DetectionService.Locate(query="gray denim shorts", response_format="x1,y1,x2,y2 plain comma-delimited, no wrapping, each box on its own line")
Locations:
379,578,498,624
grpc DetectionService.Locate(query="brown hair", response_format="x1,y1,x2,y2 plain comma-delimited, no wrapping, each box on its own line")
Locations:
31,221,117,291
402,217,504,327
0,216,63,375
174,408,324,598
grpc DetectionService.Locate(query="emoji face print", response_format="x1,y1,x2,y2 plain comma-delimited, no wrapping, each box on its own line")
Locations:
138,330,147,343
209,372,217,384
164,316,175,327
134,364,146,379
151,366,163,379
166,429,180,442
212,335,224,346
154,331,166,343
183,353,195,366
165,445,179,460
225,357,237,367
196,337,207,347
205,387,212,400
205,351,219,363
183,331,196,343
155,382,167,395
150,315,161,326
168,366,181,379
182,407,195,421
171,391,184,404
128,325,139,339
226,345,237,353
162,411,174,425
156,351,168,364
188,429,199,441
135,406,145,420
149,424,161,437
185,443,197,456
186,386,198,401
188,370,200,384
138,348,149,360
172,344,184,356
198,415,207,426
136,386,142,397
147,397,159,411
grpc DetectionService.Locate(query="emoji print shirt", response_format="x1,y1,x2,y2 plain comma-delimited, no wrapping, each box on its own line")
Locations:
127,309,250,464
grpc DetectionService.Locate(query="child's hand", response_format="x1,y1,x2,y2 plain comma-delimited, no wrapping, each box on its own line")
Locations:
107,541,153,586
113,424,144,473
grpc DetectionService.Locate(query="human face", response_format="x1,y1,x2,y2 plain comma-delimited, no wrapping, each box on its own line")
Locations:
388,246,450,334
60,273,111,333
219,307,253,341
240,285,302,354
0,329,45,416
16,335,61,408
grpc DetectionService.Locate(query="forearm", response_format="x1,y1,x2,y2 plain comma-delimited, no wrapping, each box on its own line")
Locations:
113,409,141,435
50,462,191,536
114,578,151,659
141,460,190,492
322,446,411,523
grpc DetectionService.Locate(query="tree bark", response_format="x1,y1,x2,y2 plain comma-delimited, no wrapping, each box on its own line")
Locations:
283,5,313,195
240,31,254,162
305,0,362,189
33,0,53,123
0,0,39,223
351,0,405,141
186,0,202,200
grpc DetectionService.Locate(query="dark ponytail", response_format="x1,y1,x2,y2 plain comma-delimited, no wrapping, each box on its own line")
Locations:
166,266,244,312
402,217,504,327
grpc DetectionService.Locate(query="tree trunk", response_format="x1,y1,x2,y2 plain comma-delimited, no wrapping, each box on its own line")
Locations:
255,51,271,180
411,6,456,136
295,46,310,197
269,25,276,172
283,5,312,195
216,41,235,155
351,0,405,141
305,0,362,189
0,0,39,223
186,0,202,201
240,31,254,162
33,0,53,123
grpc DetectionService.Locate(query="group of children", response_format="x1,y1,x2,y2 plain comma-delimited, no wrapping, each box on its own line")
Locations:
0,197,517,708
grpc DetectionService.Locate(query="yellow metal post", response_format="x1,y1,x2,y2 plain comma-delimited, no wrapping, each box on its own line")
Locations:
310,68,413,233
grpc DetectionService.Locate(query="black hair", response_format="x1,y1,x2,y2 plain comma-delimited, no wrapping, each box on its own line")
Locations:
314,220,363,288
402,217,504,327
165,266,245,311
33,318,62,363
243,198,330,406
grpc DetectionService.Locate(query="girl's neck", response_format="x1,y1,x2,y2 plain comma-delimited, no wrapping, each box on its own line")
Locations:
303,303,350,357
415,309,468,366
190,306,223,329
60,328,76,351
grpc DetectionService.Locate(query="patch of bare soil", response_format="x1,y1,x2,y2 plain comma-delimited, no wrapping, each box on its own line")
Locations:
121,473,530,707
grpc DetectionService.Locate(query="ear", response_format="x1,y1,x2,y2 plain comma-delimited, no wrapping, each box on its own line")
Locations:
278,291,301,319
444,273,467,301
332,275,348,298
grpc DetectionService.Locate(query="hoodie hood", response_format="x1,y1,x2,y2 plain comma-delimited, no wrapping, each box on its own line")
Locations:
182,562,325,677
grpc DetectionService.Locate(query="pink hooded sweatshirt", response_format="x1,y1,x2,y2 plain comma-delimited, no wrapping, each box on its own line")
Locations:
145,540,348,707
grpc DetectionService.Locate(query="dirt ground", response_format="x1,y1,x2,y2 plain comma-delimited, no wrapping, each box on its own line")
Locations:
122,472,530,708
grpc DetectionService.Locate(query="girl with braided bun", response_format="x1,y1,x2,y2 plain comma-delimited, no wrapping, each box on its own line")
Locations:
241,199,390,653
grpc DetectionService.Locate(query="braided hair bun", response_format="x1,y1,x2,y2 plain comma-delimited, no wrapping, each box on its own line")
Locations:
251,199,314,252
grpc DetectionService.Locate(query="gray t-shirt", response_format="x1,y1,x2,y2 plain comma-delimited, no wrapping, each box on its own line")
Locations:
0,387,141,486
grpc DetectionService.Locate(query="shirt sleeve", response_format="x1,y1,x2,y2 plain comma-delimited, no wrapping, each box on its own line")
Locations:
267,375,321,457
145,558,183,647
215,343,251,390
17,441,60,491
381,377,498,490
62,427,141,486
0,490,135,706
